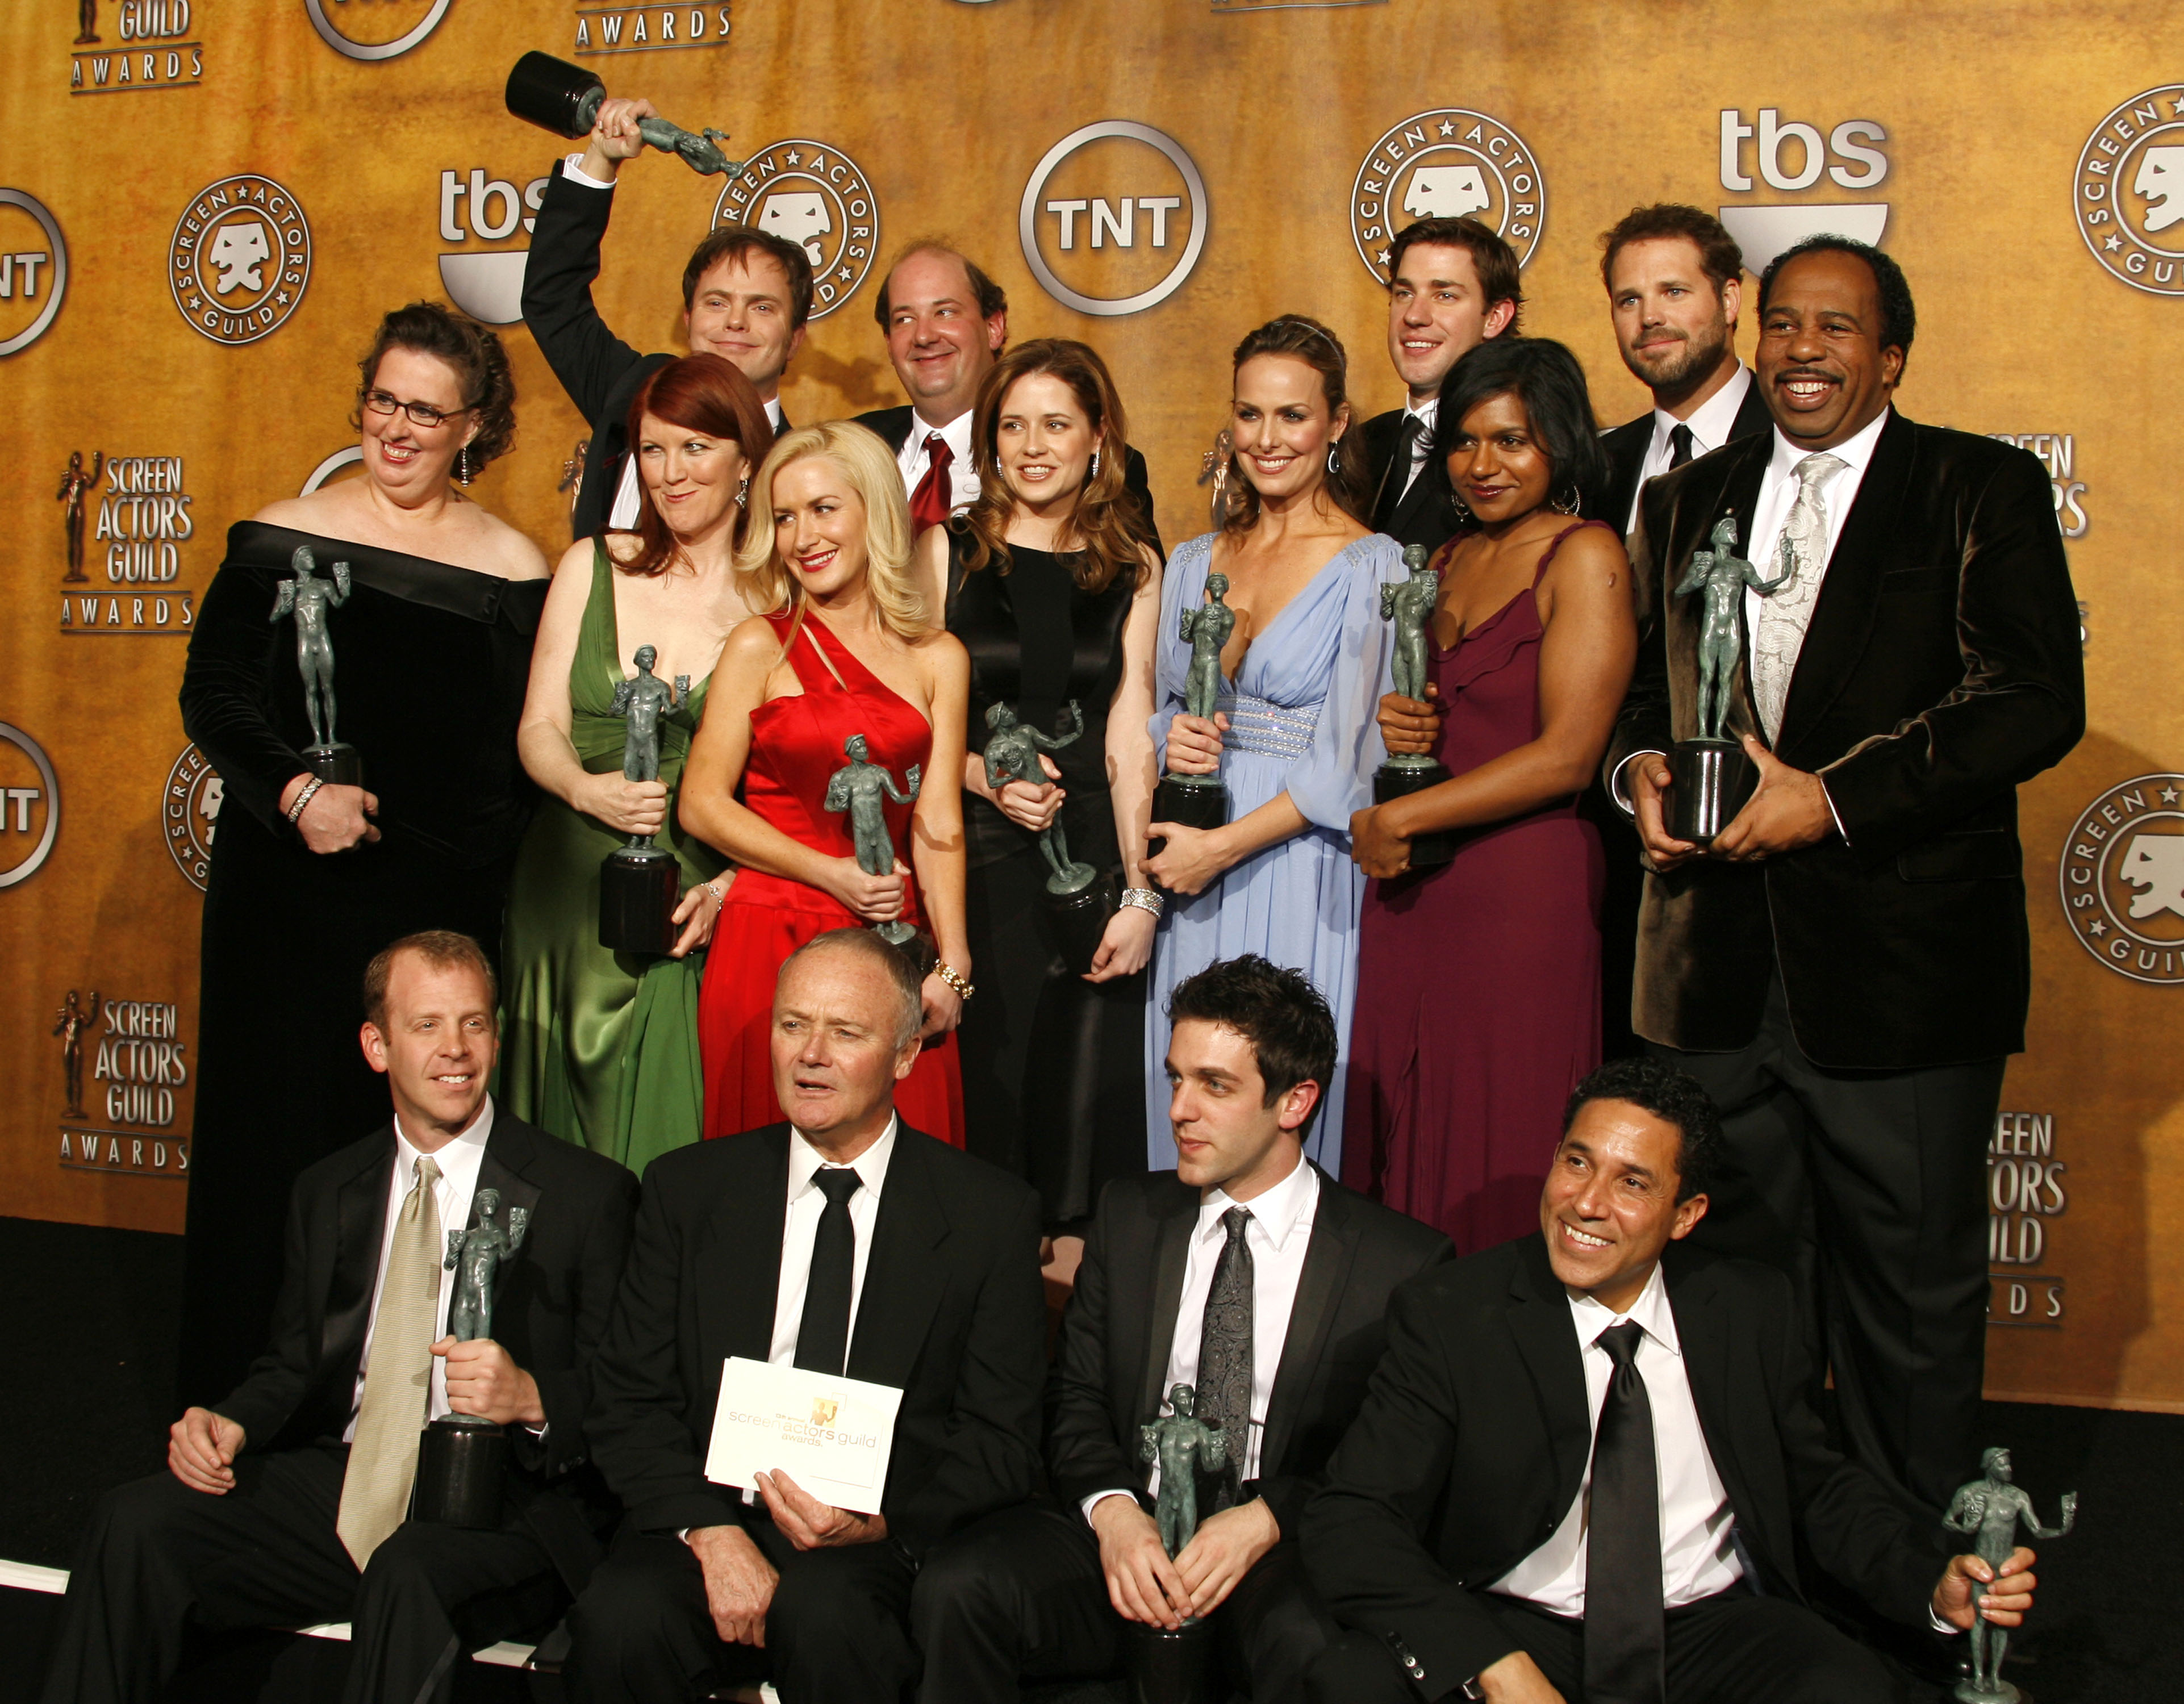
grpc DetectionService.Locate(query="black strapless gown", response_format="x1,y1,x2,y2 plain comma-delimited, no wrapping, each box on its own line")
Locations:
947,531,1146,1226
176,521,546,1402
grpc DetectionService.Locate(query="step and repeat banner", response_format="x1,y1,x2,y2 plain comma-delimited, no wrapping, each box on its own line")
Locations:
2,1,2181,1411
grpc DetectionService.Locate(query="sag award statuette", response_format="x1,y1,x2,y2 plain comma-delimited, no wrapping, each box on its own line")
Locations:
504,51,742,178
1667,517,1791,843
1943,1448,2077,1704
1373,542,1458,870
1150,572,1234,862
270,546,361,786
1122,1383,1227,1704
983,700,1116,976
599,646,689,955
825,734,936,979
412,1190,532,1530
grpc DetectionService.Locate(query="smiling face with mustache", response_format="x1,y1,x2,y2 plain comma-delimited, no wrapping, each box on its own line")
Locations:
1756,247,1903,451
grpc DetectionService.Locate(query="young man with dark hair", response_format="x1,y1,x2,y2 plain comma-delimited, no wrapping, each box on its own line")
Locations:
1361,216,1523,553
41,934,638,1704
1608,236,2083,1518
912,955,1450,1704
521,94,812,538
1596,204,1774,536
1305,1058,2048,1704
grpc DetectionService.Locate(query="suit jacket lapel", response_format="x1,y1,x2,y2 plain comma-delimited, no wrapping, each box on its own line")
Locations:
1776,409,1915,761
697,1128,790,1364
478,1117,544,1235
1136,1192,1197,1427
1505,1238,1592,1501
1730,377,1777,447
847,1132,947,1389
1258,1167,1358,1479
321,1135,395,1372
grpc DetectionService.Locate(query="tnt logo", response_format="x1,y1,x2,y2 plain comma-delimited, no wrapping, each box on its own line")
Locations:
0,188,68,358
1020,121,1206,318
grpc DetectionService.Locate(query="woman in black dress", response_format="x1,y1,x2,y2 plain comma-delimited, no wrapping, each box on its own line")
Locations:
176,302,551,1401
913,339,1163,1230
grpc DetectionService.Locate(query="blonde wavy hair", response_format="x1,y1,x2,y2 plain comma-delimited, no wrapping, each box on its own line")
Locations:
730,421,932,641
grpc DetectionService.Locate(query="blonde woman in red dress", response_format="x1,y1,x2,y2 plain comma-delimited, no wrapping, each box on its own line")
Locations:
681,420,972,1141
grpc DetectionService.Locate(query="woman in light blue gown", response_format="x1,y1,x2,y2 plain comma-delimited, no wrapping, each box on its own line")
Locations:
1142,316,1402,1171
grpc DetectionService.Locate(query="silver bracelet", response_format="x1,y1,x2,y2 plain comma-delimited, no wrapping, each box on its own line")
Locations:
285,775,324,824
1120,887,1166,918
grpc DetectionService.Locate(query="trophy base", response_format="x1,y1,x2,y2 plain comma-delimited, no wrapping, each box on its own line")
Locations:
1955,1682,2023,1704
1045,868,1118,978
1667,738,1757,845
1121,1617,1221,1704
412,1415,507,1530
505,50,605,140
303,744,362,787
599,846,680,955
1148,776,1229,866
1373,759,1458,869
875,920,938,982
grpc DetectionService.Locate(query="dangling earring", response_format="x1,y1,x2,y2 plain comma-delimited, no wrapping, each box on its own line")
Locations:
1326,440,1342,474
1088,449,1102,481
457,444,474,487
736,475,749,509
1551,485,1580,515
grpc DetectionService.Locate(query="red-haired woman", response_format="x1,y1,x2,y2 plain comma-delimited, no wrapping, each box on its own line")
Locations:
502,353,775,1170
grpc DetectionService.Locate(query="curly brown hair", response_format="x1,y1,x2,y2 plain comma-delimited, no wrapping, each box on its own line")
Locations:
352,300,517,467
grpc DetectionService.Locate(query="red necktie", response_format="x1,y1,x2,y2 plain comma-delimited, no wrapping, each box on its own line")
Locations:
909,433,953,536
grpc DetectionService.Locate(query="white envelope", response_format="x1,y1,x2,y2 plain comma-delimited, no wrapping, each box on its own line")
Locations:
704,1357,904,1517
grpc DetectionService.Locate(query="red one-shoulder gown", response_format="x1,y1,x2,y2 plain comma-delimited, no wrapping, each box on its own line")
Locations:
697,609,966,1142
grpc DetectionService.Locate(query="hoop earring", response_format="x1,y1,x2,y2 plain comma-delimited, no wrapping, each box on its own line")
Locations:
1551,485,1580,516
736,475,749,509
1088,449,1101,481
457,444,474,487
1326,441,1342,474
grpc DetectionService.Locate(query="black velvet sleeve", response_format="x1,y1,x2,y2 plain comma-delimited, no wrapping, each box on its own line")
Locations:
179,545,307,835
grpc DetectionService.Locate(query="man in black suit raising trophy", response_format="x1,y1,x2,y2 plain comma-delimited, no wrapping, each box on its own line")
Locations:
1605,238,2083,1513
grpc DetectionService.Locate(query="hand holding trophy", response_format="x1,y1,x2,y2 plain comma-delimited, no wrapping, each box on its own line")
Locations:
505,52,741,178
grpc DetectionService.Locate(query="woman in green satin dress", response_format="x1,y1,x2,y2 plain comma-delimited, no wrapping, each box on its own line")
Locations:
500,354,775,1170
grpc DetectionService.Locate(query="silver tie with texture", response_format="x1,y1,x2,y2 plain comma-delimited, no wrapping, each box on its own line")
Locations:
1751,452,1847,741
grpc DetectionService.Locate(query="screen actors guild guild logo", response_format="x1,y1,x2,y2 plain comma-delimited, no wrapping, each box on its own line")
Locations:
55,988,101,1119
2059,774,2184,984
57,450,103,583
712,141,879,319
70,0,203,95
165,743,222,890
811,1396,838,1427
2074,86,2184,295
168,173,312,344
1350,110,1544,281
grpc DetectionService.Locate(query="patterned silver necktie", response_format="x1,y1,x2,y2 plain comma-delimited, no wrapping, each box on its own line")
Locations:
1751,452,1848,740
1195,1207,1254,1511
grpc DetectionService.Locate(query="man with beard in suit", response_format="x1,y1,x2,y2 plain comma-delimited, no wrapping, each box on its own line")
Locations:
1359,216,1522,556
1303,1057,2047,1704
563,928,1049,1703
522,93,808,538
40,932,638,1704
911,956,1451,1703
1606,239,2083,1514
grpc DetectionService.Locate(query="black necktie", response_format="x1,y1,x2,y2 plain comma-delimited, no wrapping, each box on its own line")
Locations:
1584,1320,1665,1704
794,1168,863,1376
1667,423,1696,469
1380,414,1426,525
1195,1207,1254,1510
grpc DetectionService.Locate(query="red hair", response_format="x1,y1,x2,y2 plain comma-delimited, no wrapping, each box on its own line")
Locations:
613,353,776,575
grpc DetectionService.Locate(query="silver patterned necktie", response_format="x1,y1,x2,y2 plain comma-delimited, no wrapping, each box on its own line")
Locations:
1195,1207,1254,1511
336,1155,442,1568
1751,452,1847,741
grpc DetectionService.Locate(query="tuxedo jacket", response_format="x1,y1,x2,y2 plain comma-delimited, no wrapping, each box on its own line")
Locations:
211,1112,640,1582
522,165,790,541
1362,407,1460,556
1048,1168,1451,1539
1598,377,1776,538
584,1121,1048,1560
1302,1236,1951,1695
1602,411,2083,1067
853,404,1164,557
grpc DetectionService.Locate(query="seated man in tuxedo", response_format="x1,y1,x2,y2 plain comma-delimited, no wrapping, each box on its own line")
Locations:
40,931,639,1704
521,90,809,537
914,955,1452,1704
854,240,1158,545
1302,1055,2044,1704
563,928,1049,1703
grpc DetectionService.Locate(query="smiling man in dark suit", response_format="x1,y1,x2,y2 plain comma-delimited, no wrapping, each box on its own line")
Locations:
563,928,1048,1704
912,956,1451,1704
1304,1057,2047,1704
521,93,809,538
40,932,638,1704
1605,238,2083,1512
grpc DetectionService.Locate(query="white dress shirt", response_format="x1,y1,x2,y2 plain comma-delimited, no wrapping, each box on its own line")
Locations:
1490,1264,1743,1616
766,1118,898,1367
1084,1154,1321,1518
895,406,980,511
1394,396,1439,502
1622,364,1755,535
344,1099,494,1439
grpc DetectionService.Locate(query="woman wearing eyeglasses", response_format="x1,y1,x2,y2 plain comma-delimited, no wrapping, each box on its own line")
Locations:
175,301,551,1401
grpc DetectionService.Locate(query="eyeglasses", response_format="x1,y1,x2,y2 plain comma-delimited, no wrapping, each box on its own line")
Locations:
361,389,473,429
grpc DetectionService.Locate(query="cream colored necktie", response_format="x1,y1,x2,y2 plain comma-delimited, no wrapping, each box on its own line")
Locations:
336,1155,442,1568
1752,452,1848,740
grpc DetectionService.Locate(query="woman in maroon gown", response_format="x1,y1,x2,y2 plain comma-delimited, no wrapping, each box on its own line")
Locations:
1342,339,1636,1250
